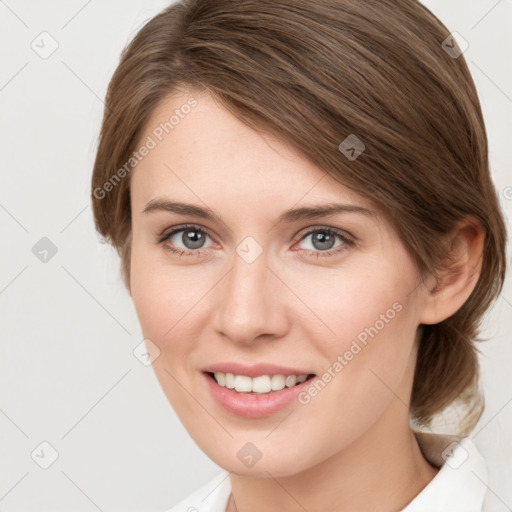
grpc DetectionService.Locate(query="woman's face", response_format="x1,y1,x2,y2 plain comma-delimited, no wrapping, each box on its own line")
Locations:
129,90,430,476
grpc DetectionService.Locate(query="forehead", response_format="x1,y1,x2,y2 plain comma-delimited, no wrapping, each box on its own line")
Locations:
130,90,379,214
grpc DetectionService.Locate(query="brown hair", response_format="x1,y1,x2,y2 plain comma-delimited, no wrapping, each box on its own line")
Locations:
91,0,507,435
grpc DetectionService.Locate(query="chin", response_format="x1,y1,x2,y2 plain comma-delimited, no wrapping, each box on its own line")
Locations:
201,441,316,479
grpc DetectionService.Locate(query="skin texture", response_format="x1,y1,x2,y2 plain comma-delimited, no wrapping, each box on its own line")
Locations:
128,90,484,511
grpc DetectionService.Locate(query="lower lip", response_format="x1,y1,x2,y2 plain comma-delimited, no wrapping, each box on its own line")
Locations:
203,372,315,418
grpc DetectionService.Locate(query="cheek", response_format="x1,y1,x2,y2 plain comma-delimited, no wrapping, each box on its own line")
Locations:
129,245,212,352
296,258,417,350
129,248,204,408
287,294,418,462
130,243,176,341
298,258,420,406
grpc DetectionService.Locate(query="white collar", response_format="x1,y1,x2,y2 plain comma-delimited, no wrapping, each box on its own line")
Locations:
403,430,488,511
167,431,489,511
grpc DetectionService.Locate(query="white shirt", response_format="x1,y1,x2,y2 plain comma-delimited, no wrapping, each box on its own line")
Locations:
166,431,490,511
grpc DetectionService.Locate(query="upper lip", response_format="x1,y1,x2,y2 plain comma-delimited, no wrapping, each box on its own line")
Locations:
202,362,315,378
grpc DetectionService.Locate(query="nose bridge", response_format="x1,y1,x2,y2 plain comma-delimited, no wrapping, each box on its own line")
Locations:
212,240,286,343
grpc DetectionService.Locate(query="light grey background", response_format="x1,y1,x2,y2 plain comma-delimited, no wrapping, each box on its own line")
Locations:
1,1,511,511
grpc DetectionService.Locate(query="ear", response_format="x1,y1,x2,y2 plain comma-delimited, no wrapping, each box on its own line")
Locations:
419,216,485,325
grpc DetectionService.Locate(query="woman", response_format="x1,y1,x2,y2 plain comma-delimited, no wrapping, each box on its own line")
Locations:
91,0,507,510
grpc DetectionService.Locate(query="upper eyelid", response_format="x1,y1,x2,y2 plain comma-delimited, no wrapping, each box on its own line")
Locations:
161,223,214,240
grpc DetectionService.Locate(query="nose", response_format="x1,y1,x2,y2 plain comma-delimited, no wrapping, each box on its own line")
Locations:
210,247,290,346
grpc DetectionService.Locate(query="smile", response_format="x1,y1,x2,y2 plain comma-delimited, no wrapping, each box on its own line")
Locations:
203,371,317,418
211,372,310,393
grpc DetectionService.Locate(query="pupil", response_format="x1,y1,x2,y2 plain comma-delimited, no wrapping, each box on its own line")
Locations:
313,231,335,250
183,229,204,249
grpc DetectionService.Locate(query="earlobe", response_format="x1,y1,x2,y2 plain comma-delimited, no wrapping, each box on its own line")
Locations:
419,217,485,325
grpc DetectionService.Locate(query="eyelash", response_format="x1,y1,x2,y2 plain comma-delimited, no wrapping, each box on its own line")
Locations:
158,223,355,259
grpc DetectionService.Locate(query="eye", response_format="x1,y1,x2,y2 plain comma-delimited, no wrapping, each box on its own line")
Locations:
158,224,355,259
293,227,354,258
159,224,215,256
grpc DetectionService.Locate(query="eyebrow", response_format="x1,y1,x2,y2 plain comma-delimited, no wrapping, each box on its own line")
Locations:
142,199,377,224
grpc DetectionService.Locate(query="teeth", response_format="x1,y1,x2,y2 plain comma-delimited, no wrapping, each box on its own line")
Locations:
234,375,252,392
225,373,235,389
252,375,271,393
214,372,226,386
285,375,297,387
271,374,285,391
212,372,310,393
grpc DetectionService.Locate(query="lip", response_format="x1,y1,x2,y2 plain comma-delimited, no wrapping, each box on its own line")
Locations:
201,362,313,378
202,370,316,419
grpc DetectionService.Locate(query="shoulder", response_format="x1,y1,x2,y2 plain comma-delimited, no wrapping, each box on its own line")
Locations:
164,470,232,512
